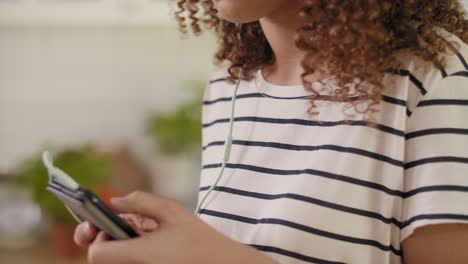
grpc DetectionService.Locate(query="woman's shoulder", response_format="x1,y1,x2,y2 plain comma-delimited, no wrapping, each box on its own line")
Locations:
392,28,467,81
203,67,244,101
388,29,467,111
207,67,230,85
436,27,468,75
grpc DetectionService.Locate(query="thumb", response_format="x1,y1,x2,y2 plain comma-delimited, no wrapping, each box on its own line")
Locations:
111,191,179,223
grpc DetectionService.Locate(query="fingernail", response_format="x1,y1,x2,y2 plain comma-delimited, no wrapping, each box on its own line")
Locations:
142,218,158,230
110,197,126,205
85,222,92,233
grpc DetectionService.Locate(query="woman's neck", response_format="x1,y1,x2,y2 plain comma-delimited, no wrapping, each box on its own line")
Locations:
259,2,306,86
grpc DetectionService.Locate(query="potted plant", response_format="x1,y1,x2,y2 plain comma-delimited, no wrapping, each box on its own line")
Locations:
146,80,204,208
147,80,204,156
15,144,111,257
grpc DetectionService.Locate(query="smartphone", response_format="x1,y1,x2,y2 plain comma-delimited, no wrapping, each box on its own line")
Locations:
42,151,138,240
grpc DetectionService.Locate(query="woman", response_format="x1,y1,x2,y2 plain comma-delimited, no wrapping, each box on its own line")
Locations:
75,1,468,263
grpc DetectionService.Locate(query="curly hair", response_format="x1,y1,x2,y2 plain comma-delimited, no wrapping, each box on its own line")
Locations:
175,0,468,120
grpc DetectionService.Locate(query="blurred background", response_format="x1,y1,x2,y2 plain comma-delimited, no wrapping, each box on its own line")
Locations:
0,0,216,262
1,0,467,263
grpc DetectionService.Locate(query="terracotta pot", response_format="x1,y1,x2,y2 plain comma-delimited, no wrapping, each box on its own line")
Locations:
50,223,84,258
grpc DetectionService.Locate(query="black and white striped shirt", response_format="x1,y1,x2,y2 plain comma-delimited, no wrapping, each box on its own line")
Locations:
197,31,468,264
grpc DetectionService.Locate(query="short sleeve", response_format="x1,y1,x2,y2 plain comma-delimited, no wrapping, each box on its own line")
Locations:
401,74,468,243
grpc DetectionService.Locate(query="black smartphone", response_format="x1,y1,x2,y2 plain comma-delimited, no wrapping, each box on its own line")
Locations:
47,178,139,240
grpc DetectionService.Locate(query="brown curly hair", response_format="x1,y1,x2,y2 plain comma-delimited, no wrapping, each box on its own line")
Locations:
175,0,468,119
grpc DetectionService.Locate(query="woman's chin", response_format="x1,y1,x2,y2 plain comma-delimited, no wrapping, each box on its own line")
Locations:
212,1,264,24
217,13,259,24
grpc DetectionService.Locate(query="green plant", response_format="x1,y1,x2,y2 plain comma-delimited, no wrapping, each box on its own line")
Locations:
147,80,204,156
15,144,111,224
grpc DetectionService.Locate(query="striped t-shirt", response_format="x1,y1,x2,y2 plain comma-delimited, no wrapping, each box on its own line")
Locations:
197,32,468,264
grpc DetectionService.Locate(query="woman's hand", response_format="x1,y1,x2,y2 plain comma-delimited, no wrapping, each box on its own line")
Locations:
87,191,277,264
74,213,158,248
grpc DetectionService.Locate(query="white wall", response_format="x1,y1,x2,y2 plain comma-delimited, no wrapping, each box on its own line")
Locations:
0,25,217,173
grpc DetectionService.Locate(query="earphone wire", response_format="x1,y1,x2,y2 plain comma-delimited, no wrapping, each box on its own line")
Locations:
195,75,241,215
195,28,244,216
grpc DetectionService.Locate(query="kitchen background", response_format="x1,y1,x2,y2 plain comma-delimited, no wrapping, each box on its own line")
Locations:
0,0,216,262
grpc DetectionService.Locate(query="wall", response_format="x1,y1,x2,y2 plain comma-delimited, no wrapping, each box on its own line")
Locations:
0,25,216,174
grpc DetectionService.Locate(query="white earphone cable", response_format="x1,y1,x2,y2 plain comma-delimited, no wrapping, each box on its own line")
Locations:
195,76,241,215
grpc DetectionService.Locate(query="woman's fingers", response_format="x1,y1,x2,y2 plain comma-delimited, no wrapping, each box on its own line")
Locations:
139,215,159,232
88,232,142,264
119,214,139,230
73,213,158,248
119,213,158,233
111,191,183,223
74,222,97,248
94,231,109,242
